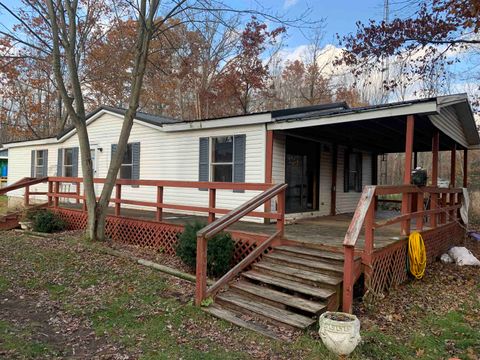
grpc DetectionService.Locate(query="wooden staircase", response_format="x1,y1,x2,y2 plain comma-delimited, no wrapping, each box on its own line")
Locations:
0,211,23,231
205,244,358,339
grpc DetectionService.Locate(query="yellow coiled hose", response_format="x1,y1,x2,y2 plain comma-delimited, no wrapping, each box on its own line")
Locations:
408,231,426,279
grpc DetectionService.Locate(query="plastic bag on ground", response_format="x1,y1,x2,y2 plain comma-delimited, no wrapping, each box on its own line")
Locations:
447,247,480,266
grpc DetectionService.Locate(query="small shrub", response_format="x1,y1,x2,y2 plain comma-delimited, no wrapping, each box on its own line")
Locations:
176,221,235,278
31,210,66,233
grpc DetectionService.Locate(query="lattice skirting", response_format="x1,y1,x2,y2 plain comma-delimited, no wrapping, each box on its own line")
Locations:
369,222,465,296
51,208,269,264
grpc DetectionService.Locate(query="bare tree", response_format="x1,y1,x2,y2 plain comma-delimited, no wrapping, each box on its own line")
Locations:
1,0,313,240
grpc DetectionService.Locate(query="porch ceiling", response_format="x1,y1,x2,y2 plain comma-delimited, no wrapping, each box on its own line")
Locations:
278,115,463,154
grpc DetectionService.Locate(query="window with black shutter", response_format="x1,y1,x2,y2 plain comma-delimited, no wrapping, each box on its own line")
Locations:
344,151,362,192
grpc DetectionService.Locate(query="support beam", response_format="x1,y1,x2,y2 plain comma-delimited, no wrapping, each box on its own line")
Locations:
331,144,338,215
401,115,414,235
463,149,468,188
264,130,274,221
450,144,456,188
430,131,439,228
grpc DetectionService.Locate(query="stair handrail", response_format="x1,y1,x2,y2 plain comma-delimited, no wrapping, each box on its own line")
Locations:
0,177,48,195
342,185,376,314
195,183,287,305
206,229,281,299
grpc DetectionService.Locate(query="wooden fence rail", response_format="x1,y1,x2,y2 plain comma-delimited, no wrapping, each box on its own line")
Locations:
342,184,463,313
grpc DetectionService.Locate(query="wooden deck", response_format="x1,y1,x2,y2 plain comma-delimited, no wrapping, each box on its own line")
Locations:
61,202,409,250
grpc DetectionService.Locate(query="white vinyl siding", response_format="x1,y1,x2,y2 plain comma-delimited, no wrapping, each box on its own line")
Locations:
6,113,266,218
318,144,332,216
335,146,372,213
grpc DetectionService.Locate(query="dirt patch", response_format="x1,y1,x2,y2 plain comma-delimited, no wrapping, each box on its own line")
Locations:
0,291,130,359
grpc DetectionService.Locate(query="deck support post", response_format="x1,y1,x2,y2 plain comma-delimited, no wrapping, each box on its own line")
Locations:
156,186,164,222
264,130,274,223
463,149,468,188
115,184,121,216
195,235,207,306
430,130,440,229
331,144,338,215
47,181,53,207
416,193,424,231
208,188,216,223
401,115,414,235
342,245,355,313
24,185,30,207
430,131,439,228
276,189,285,235
54,181,60,208
449,145,457,221
450,144,456,188
76,182,81,204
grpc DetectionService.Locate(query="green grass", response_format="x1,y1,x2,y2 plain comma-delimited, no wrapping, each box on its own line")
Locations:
0,233,478,359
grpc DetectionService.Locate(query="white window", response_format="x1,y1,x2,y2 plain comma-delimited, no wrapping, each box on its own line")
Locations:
120,143,133,179
211,136,233,182
35,150,45,177
63,148,74,177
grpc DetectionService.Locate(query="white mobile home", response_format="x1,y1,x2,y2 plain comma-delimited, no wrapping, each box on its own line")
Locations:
3,94,479,221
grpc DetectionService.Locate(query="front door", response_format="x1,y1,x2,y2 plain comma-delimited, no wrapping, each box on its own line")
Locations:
285,137,319,213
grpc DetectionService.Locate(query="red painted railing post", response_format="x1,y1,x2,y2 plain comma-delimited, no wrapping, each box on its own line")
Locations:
363,199,375,293
208,188,216,223
416,192,424,231
47,181,53,207
76,181,81,204
54,182,60,208
440,193,447,224
431,131,439,228
115,183,121,216
342,245,355,313
195,234,208,306
24,185,30,206
401,115,414,235
156,186,163,222
276,189,285,235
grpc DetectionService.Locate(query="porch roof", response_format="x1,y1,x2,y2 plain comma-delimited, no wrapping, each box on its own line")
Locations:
268,94,479,153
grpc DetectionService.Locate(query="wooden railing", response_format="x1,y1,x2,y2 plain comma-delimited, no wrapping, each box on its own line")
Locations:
45,177,279,221
0,177,49,206
342,184,463,313
195,183,288,305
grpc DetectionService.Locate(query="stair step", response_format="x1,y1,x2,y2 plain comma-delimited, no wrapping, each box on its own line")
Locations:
216,292,315,329
203,304,281,340
242,270,335,299
253,261,342,287
265,252,344,274
275,245,357,262
231,280,326,314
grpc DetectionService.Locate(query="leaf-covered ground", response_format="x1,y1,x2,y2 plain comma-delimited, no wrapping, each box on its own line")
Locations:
0,195,8,215
0,230,478,359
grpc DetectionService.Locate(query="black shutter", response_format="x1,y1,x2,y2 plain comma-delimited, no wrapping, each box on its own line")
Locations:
233,134,246,193
344,149,350,192
132,142,140,187
31,150,35,178
42,150,48,177
199,137,209,191
355,153,363,192
57,149,63,176
72,147,79,177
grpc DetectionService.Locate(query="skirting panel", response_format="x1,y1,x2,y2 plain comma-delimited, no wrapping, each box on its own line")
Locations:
52,208,270,264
